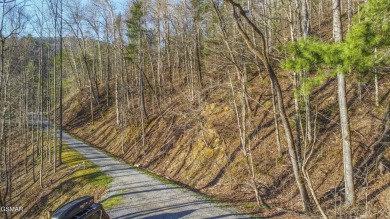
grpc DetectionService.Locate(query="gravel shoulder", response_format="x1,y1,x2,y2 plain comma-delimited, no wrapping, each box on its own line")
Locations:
62,132,252,219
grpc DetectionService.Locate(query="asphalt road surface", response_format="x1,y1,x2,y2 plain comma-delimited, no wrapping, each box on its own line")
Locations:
62,132,251,219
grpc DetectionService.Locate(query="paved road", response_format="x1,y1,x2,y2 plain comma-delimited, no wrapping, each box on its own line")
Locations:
62,132,251,219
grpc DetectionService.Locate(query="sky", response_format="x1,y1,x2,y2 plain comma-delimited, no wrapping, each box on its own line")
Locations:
4,0,181,38
13,0,129,37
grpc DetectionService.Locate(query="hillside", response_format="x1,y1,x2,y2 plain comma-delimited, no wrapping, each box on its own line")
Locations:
63,70,390,218
1,0,390,218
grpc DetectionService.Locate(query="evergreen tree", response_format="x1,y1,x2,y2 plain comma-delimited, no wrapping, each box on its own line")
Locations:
283,0,390,207
126,0,145,61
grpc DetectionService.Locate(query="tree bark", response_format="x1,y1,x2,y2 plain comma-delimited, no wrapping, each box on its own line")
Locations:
59,0,63,165
333,0,355,206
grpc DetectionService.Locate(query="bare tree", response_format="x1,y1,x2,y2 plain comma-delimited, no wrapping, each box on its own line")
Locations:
0,0,27,213
225,0,311,212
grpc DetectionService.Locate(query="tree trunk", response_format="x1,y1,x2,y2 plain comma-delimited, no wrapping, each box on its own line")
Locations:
53,3,58,172
270,80,282,156
163,1,173,95
374,48,379,106
195,26,203,91
333,0,355,206
157,0,163,103
300,0,310,38
226,0,311,211
337,73,355,206
293,72,302,163
39,8,44,188
59,0,63,165
267,64,311,211
106,22,111,107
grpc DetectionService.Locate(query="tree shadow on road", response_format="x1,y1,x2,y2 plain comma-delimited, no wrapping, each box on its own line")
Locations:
141,209,196,219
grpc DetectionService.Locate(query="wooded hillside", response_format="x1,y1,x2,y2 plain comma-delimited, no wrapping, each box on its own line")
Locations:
0,0,389,218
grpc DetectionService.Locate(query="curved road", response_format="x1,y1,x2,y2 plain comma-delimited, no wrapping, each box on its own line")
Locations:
62,132,251,219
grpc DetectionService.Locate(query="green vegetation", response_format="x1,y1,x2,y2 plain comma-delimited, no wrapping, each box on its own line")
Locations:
283,0,390,94
63,144,113,187
18,144,113,218
101,190,125,210
126,0,145,60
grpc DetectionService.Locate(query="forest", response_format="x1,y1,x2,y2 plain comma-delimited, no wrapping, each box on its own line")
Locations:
0,0,389,218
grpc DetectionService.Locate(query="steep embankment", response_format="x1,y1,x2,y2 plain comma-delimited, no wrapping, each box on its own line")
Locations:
63,72,390,217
